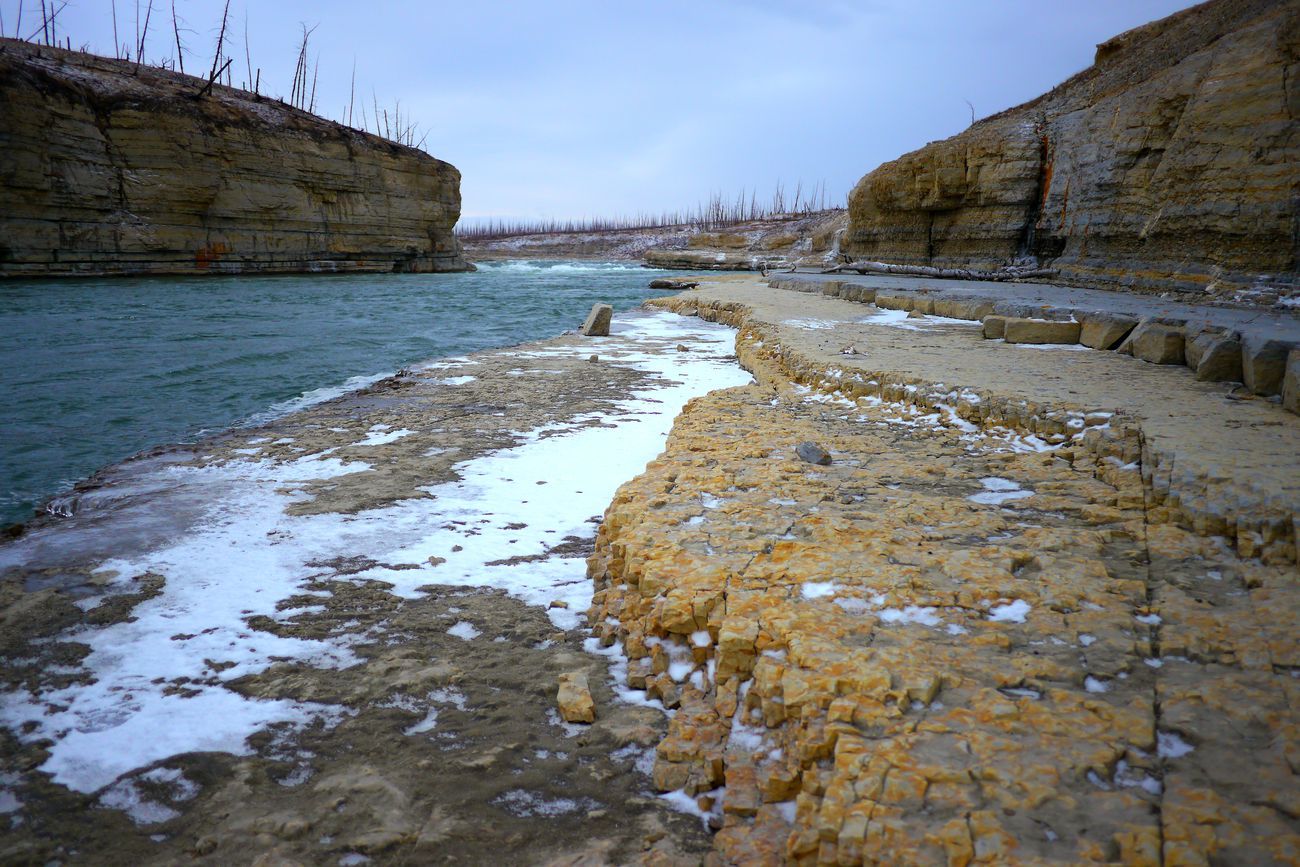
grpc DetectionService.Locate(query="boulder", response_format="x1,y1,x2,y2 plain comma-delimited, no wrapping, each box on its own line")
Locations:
982,316,1008,339
557,671,595,723
1120,320,1186,365
1241,336,1295,396
795,442,832,466
947,299,996,321
1003,318,1081,345
580,303,614,337
875,291,915,311
1283,348,1300,415
1080,313,1138,350
1186,329,1244,382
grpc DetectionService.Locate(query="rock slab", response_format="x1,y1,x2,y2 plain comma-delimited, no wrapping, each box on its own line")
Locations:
580,304,614,337
557,671,595,723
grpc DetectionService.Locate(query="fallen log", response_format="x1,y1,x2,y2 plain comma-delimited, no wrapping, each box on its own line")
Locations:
822,260,1057,282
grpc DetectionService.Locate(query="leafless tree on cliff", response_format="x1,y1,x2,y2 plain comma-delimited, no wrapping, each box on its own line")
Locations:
348,59,357,127
243,12,253,91
309,56,319,113
169,0,184,73
964,99,975,127
135,0,153,67
289,23,317,109
209,0,230,83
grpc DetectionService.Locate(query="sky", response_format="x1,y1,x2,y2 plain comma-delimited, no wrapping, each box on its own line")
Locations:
11,0,1197,225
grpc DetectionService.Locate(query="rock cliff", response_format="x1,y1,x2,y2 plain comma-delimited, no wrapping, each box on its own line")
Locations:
0,40,469,277
845,0,1299,298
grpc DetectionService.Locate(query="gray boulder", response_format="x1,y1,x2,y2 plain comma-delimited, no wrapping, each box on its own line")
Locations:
580,303,614,337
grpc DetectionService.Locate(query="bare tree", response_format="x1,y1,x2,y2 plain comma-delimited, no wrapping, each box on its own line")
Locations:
289,23,317,109
348,59,356,127
308,56,319,113
209,0,230,82
170,0,184,73
136,0,153,66
243,11,252,90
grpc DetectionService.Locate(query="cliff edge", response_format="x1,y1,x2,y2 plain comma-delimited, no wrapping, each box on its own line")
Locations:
0,40,470,277
845,0,1299,298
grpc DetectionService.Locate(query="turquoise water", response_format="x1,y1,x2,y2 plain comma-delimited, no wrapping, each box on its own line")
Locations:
0,261,678,527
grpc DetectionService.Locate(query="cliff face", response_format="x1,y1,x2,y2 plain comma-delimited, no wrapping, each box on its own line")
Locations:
845,0,1299,296
0,40,469,277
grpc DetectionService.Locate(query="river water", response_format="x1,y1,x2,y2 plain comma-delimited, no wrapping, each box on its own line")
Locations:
0,261,676,527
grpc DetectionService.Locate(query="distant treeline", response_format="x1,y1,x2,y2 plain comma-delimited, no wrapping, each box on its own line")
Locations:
458,183,842,241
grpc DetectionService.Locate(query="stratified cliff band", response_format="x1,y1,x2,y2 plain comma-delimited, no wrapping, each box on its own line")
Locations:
0,39,469,277
845,0,1299,297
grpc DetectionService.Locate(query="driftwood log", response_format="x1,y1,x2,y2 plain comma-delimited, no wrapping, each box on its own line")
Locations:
823,259,1057,282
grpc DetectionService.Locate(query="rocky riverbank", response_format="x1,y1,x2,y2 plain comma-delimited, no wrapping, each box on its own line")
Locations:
0,310,748,865
0,40,468,277
589,275,1299,864
2,272,1297,864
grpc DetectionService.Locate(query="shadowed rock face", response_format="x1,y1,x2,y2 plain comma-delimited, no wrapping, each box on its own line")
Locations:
0,39,469,277
845,0,1299,297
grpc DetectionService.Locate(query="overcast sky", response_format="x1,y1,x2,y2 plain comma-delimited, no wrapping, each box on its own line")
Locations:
18,0,1195,223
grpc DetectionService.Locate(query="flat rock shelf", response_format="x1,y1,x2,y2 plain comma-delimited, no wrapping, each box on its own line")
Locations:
586,275,1299,865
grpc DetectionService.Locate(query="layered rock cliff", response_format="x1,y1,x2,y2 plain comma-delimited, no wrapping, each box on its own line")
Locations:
0,40,469,277
845,0,1299,297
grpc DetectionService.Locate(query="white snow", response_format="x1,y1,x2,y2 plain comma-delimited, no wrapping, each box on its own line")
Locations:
493,789,600,817
878,605,942,627
447,621,481,641
354,426,414,446
968,477,1034,505
1084,676,1111,693
1157,731,1195,759
988,600,1031,623
801,581,837,600
783,318,838,330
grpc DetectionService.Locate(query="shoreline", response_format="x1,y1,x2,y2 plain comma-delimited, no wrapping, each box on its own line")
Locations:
3,271,1297,862
0,307,747,864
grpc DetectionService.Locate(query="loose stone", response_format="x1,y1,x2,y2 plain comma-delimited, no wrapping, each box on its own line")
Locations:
795,442,832,465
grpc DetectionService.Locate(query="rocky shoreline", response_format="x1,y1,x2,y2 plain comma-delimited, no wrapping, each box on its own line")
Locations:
2,274,1298,864
588,275,1299,864
0,310,747,865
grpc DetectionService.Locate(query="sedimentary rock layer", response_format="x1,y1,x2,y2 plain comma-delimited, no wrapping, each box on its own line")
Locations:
844,0,1300,297
588,289,1300,864
0,40,468,277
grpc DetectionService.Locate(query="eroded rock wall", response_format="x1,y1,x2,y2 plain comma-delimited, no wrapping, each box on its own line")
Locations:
0,40,468,277
844,0,1300,296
